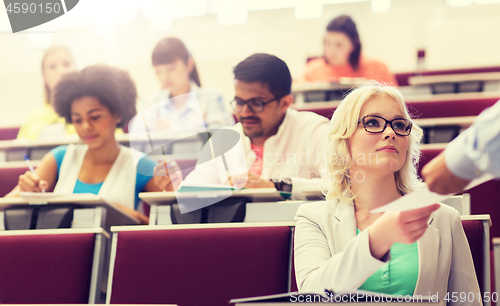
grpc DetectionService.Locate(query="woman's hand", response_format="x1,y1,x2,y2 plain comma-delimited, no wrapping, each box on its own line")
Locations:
368,204,440,260
18,171,48,192
153,160,183,191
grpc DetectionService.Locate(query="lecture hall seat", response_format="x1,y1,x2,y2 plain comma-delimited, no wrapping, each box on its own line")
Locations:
0,229,104,304
107,224,292,306
463,219,486,292
296,97,498,120
0,166,28,197
406,97,498,119
0,126,20,141
395,66,500,87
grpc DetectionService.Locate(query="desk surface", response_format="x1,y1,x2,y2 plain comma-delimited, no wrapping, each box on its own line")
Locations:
409,71,500,85
413,116,475,127
293,91,500,107
140,188,286,205
292,79,365,93
0,194,140,225
140,187,324,205
460,214,492,226
0,131,205,150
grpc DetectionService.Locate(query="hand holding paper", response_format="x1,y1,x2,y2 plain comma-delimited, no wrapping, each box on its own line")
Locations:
371,173,494,213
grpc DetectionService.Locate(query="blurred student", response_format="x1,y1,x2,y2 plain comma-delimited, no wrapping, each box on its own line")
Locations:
303,15,397,85
130,37,234,133
6,64,177,223
17,46,77,139
184,53,329,194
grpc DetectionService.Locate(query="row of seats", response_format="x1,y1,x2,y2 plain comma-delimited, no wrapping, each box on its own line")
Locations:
0,220,490,305
0,126,18,141
1,95,498,141
1,148,498,238
395,66,500,87
298,97,499,120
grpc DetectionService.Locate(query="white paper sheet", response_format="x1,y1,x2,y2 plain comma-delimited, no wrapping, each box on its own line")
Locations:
371,173,495,213
20,191,70,201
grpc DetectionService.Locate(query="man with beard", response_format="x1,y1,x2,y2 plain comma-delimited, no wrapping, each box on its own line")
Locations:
184,53,329,195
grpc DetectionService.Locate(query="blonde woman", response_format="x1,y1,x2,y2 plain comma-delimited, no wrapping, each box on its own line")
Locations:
294,84,481,305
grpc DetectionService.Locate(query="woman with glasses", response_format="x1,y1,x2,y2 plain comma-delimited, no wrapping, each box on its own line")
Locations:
294,84,481,305
129,37,234,133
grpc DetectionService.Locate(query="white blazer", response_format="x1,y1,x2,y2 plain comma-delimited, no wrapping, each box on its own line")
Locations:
294,200,482,306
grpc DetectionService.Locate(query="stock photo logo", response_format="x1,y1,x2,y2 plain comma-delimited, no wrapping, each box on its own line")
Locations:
4,0,79,33
129,92,247,214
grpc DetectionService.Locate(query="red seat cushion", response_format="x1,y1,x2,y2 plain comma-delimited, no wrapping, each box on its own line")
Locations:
0,167,27,197
110,226,291,306
0,232,95,303
0,127,20,141
462,220,486,294
406,98,498,119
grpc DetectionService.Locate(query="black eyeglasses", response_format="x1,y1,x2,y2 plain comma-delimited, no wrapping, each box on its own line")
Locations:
358,115,413,136
230,97,280,113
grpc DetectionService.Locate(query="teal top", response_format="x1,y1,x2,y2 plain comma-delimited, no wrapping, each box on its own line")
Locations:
50,145,156,209
356,228,419,296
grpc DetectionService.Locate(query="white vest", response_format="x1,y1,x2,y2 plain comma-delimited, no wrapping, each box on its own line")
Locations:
54,144,142,210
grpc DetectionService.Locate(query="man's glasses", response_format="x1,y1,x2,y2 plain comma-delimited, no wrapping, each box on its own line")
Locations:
358,115,412,136
230,97,280,113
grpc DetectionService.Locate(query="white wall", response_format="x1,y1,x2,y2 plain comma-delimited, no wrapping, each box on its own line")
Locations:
1,0,500,127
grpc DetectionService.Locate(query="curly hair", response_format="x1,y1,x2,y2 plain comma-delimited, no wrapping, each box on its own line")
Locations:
53,64,137,128
324,83,423,203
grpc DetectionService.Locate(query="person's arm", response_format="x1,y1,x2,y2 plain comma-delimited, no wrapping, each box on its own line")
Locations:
151,161,183,191
4,152,58,197
446,210,482,306
423,100,500,194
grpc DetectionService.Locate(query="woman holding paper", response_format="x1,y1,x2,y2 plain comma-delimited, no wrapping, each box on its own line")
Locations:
5,64,180,223
294,84,481,305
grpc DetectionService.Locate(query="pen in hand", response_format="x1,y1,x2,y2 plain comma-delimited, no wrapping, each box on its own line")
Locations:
23,154,45,193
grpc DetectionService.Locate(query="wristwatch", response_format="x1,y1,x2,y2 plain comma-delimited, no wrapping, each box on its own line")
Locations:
271,178,293,192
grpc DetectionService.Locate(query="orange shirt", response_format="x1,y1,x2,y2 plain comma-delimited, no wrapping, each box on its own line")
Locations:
303,56,398,86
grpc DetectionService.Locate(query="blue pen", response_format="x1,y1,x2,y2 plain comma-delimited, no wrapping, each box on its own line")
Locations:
23,154,45,193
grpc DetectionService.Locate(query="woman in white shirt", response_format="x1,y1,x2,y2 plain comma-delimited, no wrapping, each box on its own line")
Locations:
129,37,234,133
294,84,481,305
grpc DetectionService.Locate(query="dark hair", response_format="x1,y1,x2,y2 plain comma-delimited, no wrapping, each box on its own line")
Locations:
42,45,75,104
233,53,292,98
151,37,201,87
326,15,362,70
53,64,137,128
